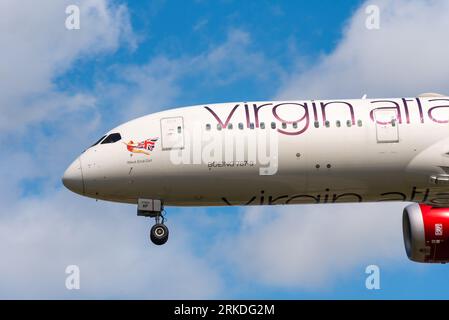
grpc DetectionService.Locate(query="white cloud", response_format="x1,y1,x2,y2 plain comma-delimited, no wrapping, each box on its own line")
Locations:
193,29,280,85
107,29,281,119
193,18,208,32
0,192,222,299
222,203,404,289
0,0,135,132
278,0,449,100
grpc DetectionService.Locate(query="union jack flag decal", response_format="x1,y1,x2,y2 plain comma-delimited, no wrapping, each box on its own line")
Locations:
125,138,158,156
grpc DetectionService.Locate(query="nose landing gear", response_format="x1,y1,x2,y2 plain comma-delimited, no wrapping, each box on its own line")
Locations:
150,215,169,245
138,199,169,245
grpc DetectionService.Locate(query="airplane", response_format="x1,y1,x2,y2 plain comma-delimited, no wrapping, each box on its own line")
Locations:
63,93,449,263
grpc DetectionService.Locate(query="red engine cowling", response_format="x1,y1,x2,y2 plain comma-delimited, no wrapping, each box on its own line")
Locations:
403,203,449,263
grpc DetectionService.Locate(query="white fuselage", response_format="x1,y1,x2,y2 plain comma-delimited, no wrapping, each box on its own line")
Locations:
63,97,449,207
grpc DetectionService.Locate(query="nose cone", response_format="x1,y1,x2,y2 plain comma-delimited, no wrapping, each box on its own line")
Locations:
62,158,84,195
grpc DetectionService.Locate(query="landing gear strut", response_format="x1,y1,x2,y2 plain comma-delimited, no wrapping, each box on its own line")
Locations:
137,199,169,245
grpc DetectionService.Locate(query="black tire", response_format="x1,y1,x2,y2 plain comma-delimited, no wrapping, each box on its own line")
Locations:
150,223,169,245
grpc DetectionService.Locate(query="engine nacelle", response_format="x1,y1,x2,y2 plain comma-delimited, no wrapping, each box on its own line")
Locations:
403,203,449,263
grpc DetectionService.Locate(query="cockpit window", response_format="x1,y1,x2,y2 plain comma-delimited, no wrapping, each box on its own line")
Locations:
101,133,122,144
90,135,106,147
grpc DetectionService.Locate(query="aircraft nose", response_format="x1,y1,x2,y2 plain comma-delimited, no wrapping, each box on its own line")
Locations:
62,157,84,195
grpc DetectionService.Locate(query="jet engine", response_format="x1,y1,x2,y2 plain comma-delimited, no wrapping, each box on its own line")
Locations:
403,203,449,263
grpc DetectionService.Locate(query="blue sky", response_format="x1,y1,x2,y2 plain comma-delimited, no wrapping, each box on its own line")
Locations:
2,0,449,299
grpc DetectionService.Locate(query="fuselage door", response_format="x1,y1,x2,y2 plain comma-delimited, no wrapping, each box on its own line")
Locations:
160,117,184,150
374,109,399,143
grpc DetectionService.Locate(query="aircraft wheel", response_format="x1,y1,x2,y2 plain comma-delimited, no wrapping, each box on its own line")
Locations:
150,223,169,245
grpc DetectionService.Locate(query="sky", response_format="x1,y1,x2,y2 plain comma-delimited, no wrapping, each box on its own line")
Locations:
2,0,449,299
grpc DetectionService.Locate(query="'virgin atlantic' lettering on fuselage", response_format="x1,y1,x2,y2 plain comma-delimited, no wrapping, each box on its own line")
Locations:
204,98,449,136
221,187,449,206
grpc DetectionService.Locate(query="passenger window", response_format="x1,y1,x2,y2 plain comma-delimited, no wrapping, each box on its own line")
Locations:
336,120,341,128
325,120,330,128
177,126,182,133
249,123,255,129
293,122,298,129
238,123,244,130
314,121,319,128
282,123,287,129
260,122,265,129
206,124,211,131
271,122,276,129
101,133,122,144
346,120,352,127
357,120,363,127
90,135,106,147
228,123,233,130
217,124,222,131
